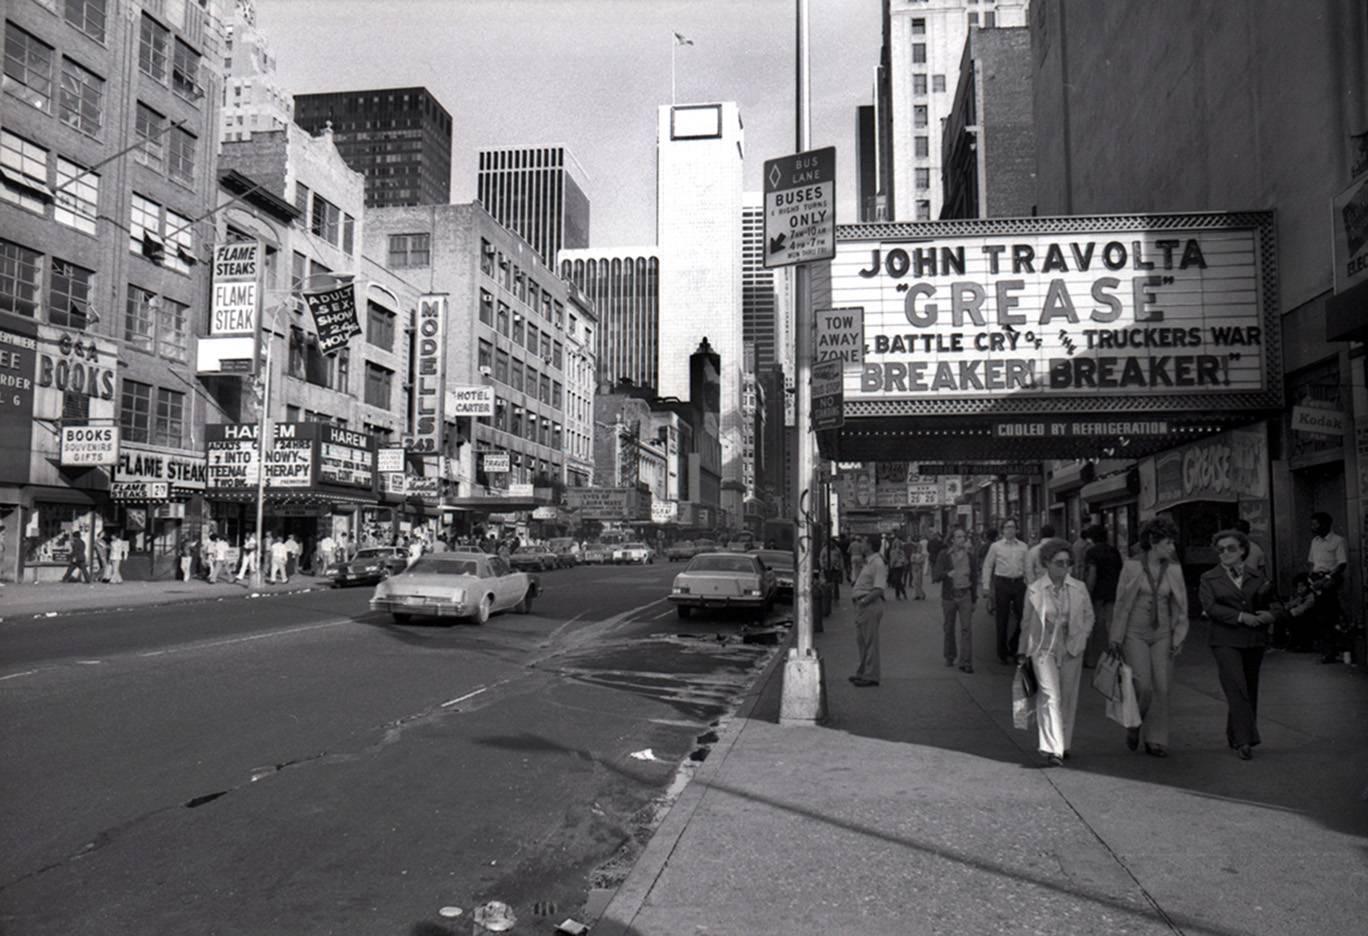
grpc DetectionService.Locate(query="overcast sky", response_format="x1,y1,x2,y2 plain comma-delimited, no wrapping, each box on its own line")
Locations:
257,0,881,246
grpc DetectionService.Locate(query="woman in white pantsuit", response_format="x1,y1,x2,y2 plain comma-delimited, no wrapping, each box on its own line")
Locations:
1018,538,1094,767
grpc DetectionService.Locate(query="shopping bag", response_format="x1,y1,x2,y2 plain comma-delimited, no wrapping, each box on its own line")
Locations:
1012,666,1036,731
1105,661,1143,729
1091,649,1123,702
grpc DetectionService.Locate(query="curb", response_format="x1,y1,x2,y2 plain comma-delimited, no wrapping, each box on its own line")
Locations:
1,582,329,622
592,623,797,936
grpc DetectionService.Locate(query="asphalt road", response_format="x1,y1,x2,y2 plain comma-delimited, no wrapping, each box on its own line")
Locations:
0,560,789,935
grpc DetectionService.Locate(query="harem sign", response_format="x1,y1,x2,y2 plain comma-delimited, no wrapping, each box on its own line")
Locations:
828,214,1276,408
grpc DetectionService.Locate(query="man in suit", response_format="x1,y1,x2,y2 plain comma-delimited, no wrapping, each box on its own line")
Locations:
1199,529,1282,760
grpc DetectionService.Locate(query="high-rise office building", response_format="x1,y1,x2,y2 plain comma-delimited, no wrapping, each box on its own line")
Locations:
657,102,745,525
220,0,292,144
560,248,660,393
877,0,1027,220
477,145,590,268
741,193,783,374
293,87,452,207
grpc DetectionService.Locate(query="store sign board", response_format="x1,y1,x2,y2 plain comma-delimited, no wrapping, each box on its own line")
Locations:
0,320,38,480
508,482,535,497
115,443,207,491
1332,172,1368,293
377,447,405,473
209,243,259,336
60,425,118,466
1289,405,1345,437
831,215,1278,412
111,481,169,501
482,452,510,474
566,487,638,520
317,425,375,490
205,422,313,490
446,385,495,418
407,474,440,505
907,482,940,507
381,472,406,496
404,294,446,454
1144,425,1267,512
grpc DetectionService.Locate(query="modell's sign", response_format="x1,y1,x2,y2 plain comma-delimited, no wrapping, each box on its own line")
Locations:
405,295,446,454
829,213,1280,414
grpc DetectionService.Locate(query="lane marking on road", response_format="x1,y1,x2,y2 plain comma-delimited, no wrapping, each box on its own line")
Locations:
135,620,342,658
545,612,585,644
0,669,42,682
75,660,103,665
652,608,676,620
440,686,488,708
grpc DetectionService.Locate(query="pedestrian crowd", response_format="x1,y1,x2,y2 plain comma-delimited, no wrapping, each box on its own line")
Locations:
826,510,1353,768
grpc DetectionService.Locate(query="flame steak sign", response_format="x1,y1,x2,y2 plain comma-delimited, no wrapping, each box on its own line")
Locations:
833,224,1270,401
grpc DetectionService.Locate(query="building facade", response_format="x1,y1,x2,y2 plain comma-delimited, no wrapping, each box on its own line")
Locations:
656,102,745,526
293,87,452,208
2,0,227,581
879,0,1027,221
741,192,784,373
219,0,291,145
477,145,590,269
559,247,660,393
562,284,597,488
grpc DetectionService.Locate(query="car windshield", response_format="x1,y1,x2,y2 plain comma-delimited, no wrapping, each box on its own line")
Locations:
755,550,794,570
624,543,647,549
687,554,758,574
354,549,391,561
404,557,479,576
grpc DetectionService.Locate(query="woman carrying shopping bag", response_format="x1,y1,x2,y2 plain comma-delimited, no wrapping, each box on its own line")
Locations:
1108,517,1188,758
1018,537,1093,767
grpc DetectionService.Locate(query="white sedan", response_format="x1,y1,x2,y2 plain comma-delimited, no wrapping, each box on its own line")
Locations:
370,552,539,625
613,542,654,564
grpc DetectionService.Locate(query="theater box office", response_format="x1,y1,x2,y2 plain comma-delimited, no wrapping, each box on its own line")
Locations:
204,421,378,568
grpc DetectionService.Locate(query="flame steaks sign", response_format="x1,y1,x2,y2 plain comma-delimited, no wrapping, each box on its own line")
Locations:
829,214,1278,411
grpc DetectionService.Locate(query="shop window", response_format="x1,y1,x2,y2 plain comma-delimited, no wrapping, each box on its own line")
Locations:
5,22,54,112
0,239,42,318
54,158,98,234
59,56,104,136
23,504,89,566
65,0,108,43
49,258,93,330
138,14,169,83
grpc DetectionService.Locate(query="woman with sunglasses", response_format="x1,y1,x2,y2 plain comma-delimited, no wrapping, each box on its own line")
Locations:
1018,537,1093,766
1199,528,1283,760
1108,517,1189,757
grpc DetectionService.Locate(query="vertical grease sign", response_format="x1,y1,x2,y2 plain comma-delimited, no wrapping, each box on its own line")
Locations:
406,295,446,454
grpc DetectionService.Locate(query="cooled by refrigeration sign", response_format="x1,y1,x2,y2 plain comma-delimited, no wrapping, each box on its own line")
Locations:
831,216,1275,407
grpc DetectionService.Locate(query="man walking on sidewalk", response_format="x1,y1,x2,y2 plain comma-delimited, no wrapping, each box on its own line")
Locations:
982,518,1029,664
849,535,888,687
62,532,91,583
933,527,980,672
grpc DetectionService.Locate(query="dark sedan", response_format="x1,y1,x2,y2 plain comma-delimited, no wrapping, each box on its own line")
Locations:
328,546,409,587
753,549,796,600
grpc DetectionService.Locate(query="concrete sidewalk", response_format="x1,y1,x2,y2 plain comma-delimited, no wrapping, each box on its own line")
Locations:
0,574,329,619
598,589,1368,935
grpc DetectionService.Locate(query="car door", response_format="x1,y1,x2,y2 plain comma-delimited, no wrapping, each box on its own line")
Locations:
485,555,515,609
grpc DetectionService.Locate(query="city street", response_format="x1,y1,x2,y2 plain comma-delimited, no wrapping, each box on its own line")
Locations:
0,561,786,934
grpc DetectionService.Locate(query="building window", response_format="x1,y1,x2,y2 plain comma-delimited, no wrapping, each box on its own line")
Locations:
134,102,164,169
285,404,301,423
4,23,53,112
496,302,509,337
968,11,979,26
124,285,155,350
553,301,564,329
985,11,996,27
914,105,928,128
553,341,563,369
913,73,927,95
912,42,926,64
493,397,507,431
364,362,392,408
479,289,493,325
310,193,339,244
290,251,306,289
366,301,394,351
49,258,93,330
510,406,522,437
915,135,929,158
54,158,98,235
328,348,350,392
167,126,196,185
294,181,309,219
494,348,509,384
120,380,152,442
512,313,525,346
915,199,931,221
163,208,193,274
510,359,524,393
171,38,200,100
540,374,551,405
154,387,184,447
158,297,188,361
342,213,355,255
58,57,104,136
387,232,428,267
129,193,161,256
138,14,169,83
65,0,107,43
540,332,552,361
915,168,931,190
552,382,563,408
0,239,42,318
478,339,492,370
288,326,305,377
912,17,925,35
480,238,495,276
933,74,946,93
1,130,52,214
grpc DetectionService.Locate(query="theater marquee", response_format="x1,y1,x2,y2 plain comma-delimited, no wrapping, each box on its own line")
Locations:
822,213,1281,459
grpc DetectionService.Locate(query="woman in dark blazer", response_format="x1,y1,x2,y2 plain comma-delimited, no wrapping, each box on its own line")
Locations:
1198,529,1283,760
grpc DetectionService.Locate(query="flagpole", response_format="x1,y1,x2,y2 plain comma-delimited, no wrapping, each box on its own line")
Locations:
671,33,676,105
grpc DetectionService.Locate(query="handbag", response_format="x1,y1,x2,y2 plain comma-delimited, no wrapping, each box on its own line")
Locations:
1018,658,1038,696
1105,661,1143,729
1012,666,1036,730
1091,648,1124,702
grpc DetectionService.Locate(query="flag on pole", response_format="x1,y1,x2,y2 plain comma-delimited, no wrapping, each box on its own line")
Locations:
673,31,693,46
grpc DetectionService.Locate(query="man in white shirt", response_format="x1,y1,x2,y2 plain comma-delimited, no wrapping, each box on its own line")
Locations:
981,518,1030,664
850,536,889,687
268,535,289,584
235,533,257,583
1307,511,1348,662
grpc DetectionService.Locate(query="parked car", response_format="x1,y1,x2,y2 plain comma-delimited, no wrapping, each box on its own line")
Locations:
370,552,539,625
753,549,796,600
613,542,654,564
664,540,697,561
509,547,558,572
547,537,580,567
581,543,612,565
327,546,409,587
669,551,776,619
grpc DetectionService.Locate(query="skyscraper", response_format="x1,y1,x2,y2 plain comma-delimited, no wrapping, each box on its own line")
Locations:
293,87,452,207
741,192,782,374
878,0,1027,220
477,145,590,268
560,248,660,393
656,102,745,525
220,0,292,144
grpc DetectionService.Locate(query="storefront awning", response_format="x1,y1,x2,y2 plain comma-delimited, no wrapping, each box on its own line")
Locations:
442,495,551,512
1049,462,1096,494
206,489,378,506
1080,470,1138,506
